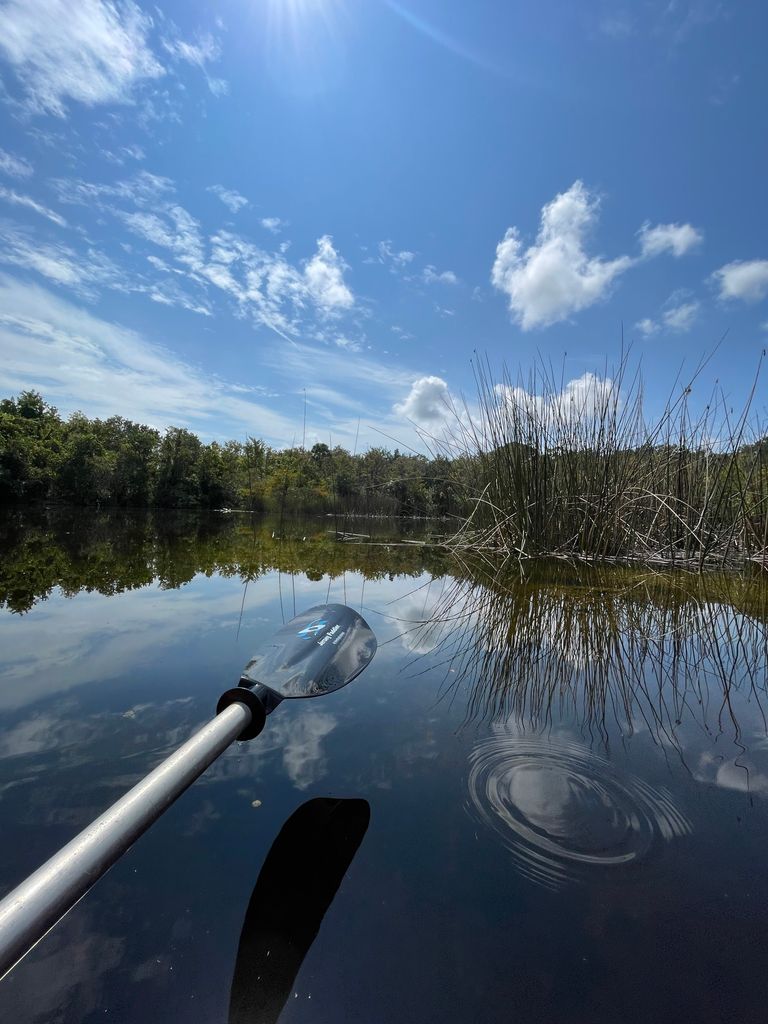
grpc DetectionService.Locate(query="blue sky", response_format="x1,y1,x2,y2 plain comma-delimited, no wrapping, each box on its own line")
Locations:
0,0,766,451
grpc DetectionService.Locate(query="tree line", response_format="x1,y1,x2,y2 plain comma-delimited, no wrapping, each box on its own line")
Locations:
0,391,470,516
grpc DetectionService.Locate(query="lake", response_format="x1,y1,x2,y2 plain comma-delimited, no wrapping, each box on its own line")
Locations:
0,509,767,1023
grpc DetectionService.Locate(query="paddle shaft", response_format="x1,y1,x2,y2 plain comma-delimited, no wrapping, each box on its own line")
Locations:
0,700,251,980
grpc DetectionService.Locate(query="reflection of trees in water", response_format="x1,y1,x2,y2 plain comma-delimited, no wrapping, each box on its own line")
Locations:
412,557,768,751
0,509,448,613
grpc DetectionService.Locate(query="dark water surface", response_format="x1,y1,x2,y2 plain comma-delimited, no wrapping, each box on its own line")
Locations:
1,509,767,1023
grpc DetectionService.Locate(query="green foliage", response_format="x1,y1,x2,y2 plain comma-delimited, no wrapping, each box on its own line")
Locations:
0,509,449,614
0,391,470,516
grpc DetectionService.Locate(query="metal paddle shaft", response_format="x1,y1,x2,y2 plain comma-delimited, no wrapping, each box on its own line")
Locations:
0,604,376,981
0,701,251,980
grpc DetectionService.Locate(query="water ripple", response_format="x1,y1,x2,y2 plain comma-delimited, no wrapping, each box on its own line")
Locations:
467,733,691,889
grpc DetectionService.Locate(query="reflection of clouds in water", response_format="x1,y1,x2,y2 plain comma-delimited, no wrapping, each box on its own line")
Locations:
385,577,458,656
204,707,338,792
0,698,194,763
467,723,691,889
0,910,124,1023
0,580,261,711
278,710,337,790
696,749,768,798
0,566,419,711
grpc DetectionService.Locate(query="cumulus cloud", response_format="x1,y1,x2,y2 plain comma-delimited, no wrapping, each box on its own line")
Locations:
0,147,33,178
491,181,633,329
423,265,458,285
496,372,617,426
304,235,354,313
395,376,452,426
712,259,768,303
662,300,699,331
638,221,703,258
207,185,248,213
0,0,164,116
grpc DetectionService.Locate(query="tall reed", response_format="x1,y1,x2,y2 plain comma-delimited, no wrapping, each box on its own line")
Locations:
441,351,768,568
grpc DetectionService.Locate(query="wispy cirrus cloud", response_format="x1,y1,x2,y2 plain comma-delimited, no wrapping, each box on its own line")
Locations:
207,185,249,213
51,170,356,335
0,0,164,116
0,222,121,293
0,273,298,443
0,185,67,226
0,147,33,178
162,31,228,96
374,239,416,271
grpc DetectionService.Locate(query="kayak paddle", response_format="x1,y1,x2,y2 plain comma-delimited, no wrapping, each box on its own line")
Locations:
0,603,376,980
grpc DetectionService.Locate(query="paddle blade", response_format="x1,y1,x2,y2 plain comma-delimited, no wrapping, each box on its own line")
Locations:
240,604,376,699
228,797,370,1024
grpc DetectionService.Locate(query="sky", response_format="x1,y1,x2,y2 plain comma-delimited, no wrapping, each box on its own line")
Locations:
0,0,766,451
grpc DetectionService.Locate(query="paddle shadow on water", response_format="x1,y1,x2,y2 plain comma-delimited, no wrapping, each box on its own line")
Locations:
228,797,370,1024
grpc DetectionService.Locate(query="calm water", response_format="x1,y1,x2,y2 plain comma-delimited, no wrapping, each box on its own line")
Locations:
0,509,767,1023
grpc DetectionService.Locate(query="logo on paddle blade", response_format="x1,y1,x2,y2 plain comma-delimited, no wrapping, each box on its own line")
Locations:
297,618,327,639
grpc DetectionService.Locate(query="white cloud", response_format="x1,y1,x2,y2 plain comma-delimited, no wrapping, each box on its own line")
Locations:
378,239,416,270
395,376,452,426
51,173,356,335
0,0,164,116
712,260,768,303
0,273,300,443
662,300,699,331
334,336,362,352
261,216,284,234
0,147,33,178
117,205,204,270
423,265,458,285
0,185,67,226
638,221,703,258
491,181,633,329
162,32,228,96
303,235,354,313
0,223,121,292
207,185,248,213
635,296,700,336
635,317,658,337
53,170,175,208
496,372,616,427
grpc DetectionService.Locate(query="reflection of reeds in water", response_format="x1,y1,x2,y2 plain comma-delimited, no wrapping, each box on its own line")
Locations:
411,558,768,751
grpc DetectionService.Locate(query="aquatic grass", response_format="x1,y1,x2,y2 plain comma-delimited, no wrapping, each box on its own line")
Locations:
439,350,768,569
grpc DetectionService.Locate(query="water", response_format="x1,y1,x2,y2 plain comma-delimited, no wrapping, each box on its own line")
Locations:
0,509,767,1023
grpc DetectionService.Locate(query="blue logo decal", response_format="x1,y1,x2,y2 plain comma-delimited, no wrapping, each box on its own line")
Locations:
297,618,327,639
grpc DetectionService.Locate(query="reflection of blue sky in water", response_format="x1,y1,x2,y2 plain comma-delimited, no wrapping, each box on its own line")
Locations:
1,545,768,1022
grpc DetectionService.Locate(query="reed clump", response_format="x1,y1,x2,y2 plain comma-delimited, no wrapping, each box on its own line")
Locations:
444,353,768,569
